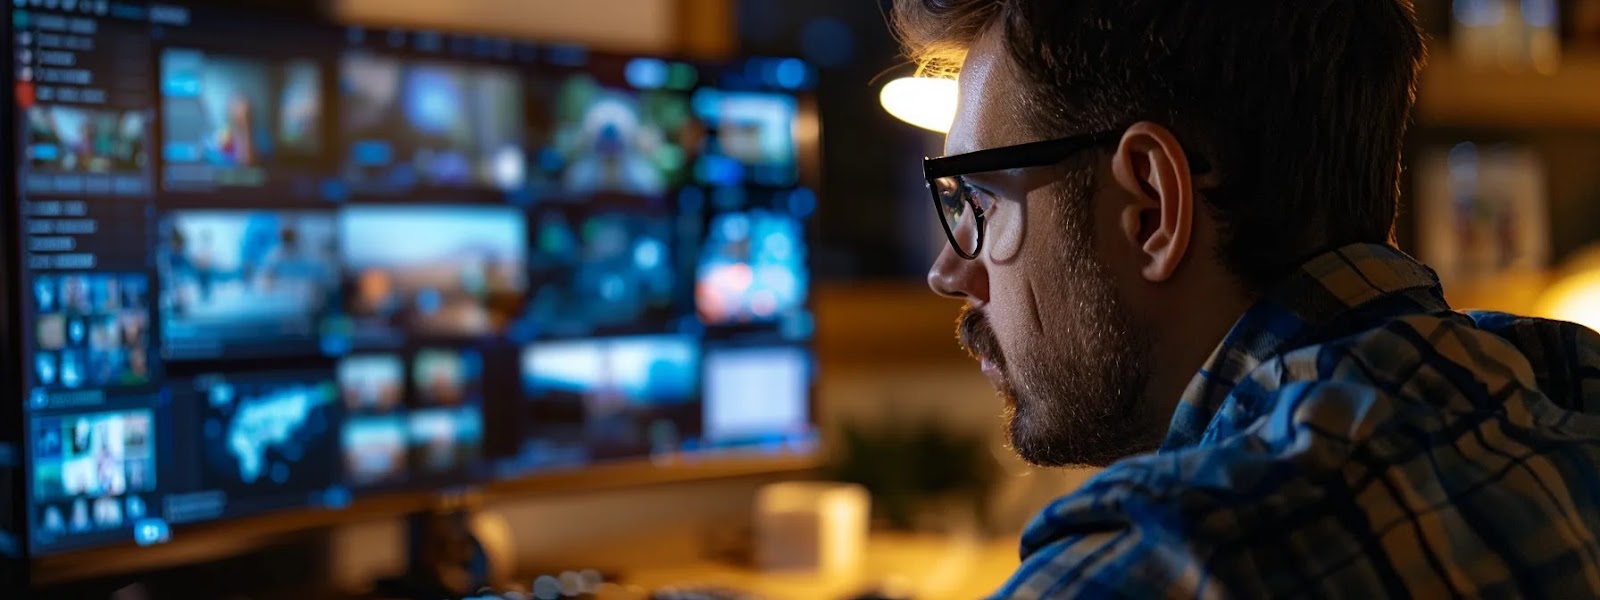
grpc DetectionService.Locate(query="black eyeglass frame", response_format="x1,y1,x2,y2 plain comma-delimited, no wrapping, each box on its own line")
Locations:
923,129,1210,260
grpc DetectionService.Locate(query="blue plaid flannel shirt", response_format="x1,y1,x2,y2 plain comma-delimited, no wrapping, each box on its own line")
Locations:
995,243,1600,599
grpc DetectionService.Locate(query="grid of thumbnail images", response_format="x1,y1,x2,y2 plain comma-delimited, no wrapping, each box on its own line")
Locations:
21,16,817,551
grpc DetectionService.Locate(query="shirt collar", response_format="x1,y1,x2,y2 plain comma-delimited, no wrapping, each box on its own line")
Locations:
1160,243,1449,451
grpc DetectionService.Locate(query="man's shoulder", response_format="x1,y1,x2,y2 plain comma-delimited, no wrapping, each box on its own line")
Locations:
1196,308,1600,489
1456,310,1600,409
1012,387,1600,598
1004,311,1600,598
1010,440,1363,598
1230,308,1600,433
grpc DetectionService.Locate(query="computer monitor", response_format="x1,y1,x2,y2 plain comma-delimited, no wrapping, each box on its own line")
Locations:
4,2,821,589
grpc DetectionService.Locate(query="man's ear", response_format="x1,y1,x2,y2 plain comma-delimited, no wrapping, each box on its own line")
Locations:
1109,121,1196,283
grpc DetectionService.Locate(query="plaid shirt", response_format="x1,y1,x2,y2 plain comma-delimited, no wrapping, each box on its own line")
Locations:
995,243,1600,599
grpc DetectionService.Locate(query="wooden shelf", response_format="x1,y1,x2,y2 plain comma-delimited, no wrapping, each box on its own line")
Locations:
1418,52,1600,129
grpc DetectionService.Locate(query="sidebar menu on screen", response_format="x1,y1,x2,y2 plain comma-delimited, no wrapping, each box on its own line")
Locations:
13,1,168,556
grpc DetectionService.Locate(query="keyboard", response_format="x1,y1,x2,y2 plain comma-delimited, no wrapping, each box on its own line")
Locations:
459,571,763,600
648,584,763,600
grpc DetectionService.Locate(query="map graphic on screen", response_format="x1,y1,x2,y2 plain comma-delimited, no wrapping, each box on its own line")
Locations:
225,385,331,484
197,375,340,493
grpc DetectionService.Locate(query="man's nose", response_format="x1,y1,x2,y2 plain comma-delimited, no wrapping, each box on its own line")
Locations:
927,243,988,302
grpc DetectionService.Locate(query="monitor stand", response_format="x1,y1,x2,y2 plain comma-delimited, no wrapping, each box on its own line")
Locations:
372,494,493,600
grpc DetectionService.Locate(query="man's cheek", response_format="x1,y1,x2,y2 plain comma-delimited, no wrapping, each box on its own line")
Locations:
985,206,1026,263
989,282,1042,350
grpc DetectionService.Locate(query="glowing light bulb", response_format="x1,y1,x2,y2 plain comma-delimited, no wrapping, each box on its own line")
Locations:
879,76,958,133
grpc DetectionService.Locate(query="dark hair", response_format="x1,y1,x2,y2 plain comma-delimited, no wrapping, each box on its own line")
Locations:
896,0,1427,288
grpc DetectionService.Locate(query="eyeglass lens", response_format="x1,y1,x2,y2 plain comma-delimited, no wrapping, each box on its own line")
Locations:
932,176,980,257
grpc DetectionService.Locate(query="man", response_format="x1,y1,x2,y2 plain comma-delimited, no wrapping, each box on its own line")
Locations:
898,0,1600,597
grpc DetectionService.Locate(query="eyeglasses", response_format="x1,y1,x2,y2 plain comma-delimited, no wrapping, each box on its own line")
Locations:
925,129,1212,260
924,130,1126,260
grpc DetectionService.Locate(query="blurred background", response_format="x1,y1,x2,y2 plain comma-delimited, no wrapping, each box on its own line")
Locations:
7,0,1600,598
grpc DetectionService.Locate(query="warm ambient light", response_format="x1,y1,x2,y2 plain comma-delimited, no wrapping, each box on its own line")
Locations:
879,76,959,133
1538,246,1600,332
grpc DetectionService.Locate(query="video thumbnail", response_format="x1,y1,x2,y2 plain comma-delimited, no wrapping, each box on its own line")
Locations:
32,273,154,389
338,354,404,414
191,374,340,494
341,205,528,339
158,210,340,359
703,92,798,187
342,415,407,486
696,209,808,325
522,335,699,458
531,74,699,197
524,210,682,337
337,353,408,486
413,348,483,406
25,104,148,174
31,409,156,502
341,52,526,191
160,48,324,189
523,335,699,406
703,346,810,444
408,407,483,475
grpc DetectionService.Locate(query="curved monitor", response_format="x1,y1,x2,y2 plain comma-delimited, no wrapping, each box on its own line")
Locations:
3,2,821,588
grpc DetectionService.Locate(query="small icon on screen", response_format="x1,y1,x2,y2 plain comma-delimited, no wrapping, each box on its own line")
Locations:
70,499,89,532
36,352,57,385
42,505,64,532
133,519,170,546
323,486,351,509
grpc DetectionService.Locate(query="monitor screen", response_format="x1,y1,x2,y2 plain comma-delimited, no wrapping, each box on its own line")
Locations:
8,2,819,575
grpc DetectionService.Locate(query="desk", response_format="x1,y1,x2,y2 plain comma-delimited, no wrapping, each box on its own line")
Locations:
550,530,1021,599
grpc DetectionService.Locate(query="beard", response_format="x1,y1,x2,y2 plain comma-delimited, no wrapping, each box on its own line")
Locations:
957,184,1165,468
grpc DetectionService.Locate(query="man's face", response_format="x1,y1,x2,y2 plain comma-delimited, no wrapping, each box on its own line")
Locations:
928,29,1165,468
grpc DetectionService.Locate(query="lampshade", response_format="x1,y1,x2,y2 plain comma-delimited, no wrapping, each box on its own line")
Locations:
879,76,959,134
1537,245,1600,332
